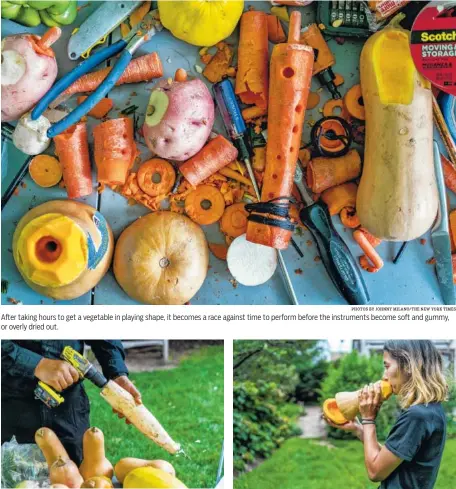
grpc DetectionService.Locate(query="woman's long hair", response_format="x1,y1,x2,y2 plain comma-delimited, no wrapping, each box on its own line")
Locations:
384,340,448,408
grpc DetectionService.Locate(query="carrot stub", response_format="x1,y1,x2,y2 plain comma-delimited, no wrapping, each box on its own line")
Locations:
220,203,249,238
137,158,175,197
236,11,269,110
246,10,314,250
320,182,358,216
93,117,138,186
29,27,61,57
53,123,92,199
180,135,238,187
77,96,113,119
267,14,286,43
340,207,360,228
344,84,365,120
29,155,62,188
185,185,225,226
174,68,187,82
208,243,228,260
62,52,162,97
307,149,362,193
353,229,384,273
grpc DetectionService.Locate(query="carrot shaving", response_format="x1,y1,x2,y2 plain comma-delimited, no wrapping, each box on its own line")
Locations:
220,203,249,238
340,207,360,228
358,227,382,248
242,106,267,121
442,154,456,194
306,92,320,110
208,243,228,260
203,42,234,83
334,73,344,86
130,1,151,27
320,183,358,216
137,158,175,197
323,99,347,118
449,210,456,252
185,185,225,225
298,148,311,167
267,14,286,43
353,229,384,272
120,23,130,38
253,147,266,171
452,254,456,284
219,167,253,187
344,84,365,120
29,155,62,188
77,96,113,119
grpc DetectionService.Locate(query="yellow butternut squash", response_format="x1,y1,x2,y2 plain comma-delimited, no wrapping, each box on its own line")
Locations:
79,428,113,480
34,428,69,470
357,26,438,241
123,467,187,489
114,458,175,484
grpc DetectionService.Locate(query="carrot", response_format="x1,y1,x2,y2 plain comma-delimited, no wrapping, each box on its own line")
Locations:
306,92,320,110
242,106,267,121
53,123,92,199
353,229,384,272
77,96,113,119
129,1,151,27
203,42,234,84
340,207,360,228
29,27,61,57
236,11,269,111
344,84,365,120
450,210,456,253
246,11,314,250
174,68,187,82
137,158,175,197
29,155,62,188
208,243,228,260
220,203,249,238
298,148,311,167
121,173,164,211
93,118,138,186
185,185,225,226
219,167,253,187
120,23,130,38
358,227,382,248
62,52,162,97
452,254,456,284
307,149,361,193
267,14,286,43
180,135,238,187
320,182,358,216
323,99,347,118
253,147,266,171
334,73,345,87
442,154,456,194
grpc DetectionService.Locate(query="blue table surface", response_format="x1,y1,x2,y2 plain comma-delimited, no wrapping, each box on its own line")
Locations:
1,1,455,305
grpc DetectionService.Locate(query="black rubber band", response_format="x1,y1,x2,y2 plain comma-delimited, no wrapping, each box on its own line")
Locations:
245,197,296,232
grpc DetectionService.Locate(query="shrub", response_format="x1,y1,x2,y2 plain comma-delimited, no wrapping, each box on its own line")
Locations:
295,358,329,403
234,380,302,472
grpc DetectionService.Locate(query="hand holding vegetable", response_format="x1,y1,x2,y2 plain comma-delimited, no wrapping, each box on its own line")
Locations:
34,358,79,392
358,383,383,420
112,375,142,424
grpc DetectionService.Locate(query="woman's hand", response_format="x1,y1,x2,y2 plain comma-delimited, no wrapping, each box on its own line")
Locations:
359,382,383,421
322,415,365,441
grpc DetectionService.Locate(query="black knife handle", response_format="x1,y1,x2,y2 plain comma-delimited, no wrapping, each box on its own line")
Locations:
300,203,370,305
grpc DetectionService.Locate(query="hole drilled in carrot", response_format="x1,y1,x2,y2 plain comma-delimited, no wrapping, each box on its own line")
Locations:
293,125,299,133
283,67,295,78
295,104,303,113
277,155,282,160
152,172,162,184
200,199,212,210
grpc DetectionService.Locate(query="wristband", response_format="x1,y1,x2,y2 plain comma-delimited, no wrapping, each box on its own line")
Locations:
361,419,376,425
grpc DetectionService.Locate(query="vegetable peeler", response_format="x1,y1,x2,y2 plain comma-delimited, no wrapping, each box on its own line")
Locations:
31,11,162,138
294,162,370,305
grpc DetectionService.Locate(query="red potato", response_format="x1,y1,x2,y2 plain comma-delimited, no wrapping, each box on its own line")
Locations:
142,78,214,161
1,31,60,122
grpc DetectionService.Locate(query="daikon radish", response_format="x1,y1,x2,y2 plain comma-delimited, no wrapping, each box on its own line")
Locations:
100,381,180,454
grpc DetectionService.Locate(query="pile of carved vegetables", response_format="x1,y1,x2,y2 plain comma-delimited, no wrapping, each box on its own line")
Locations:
31,426,186,488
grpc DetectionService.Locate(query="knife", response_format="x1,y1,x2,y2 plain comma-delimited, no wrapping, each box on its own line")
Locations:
67,1,143,60
431,141,455,305
294,161,370,305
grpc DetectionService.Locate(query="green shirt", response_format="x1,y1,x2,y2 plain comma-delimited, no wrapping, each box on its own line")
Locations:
381,403,446,489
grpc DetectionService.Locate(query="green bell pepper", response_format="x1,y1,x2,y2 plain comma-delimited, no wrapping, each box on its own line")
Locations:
28,1,57,10
39,7,60,26
1,2,22,19
46,0,69,14
48,0,76,25
14,5,41,26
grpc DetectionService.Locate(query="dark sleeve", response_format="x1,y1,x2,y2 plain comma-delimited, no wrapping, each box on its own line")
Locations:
385,409,429,462
85,341,128,379
1,340,43,379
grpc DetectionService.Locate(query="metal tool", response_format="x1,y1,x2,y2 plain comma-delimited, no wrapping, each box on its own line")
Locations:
213,80,299,305
34,346,108,408
67,1,143,60
31,11,162,138
431,141,455,305
294,162,370,305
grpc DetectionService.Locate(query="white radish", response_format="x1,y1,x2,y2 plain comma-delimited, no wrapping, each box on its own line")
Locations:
100,380,181,454
13,112,51,155
227,233,278,286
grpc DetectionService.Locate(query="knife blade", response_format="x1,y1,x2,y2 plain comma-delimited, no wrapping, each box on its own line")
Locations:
431,141,455,305
294,161,370,305
67,1,143,60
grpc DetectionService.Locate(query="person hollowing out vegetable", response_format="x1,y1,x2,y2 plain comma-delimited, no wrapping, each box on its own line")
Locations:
1,340,142,465
324,340,448,489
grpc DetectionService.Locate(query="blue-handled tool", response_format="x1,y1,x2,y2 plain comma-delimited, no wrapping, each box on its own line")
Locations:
31,11,162,138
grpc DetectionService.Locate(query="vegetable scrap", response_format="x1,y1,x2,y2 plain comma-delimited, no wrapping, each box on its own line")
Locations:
202,42,235,83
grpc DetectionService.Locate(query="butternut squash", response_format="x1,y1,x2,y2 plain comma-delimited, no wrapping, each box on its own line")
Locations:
114,458,175,484
34,428,69,469
123,467,187,489
81,476,113,488
79,428,114,480
50,457,84,489
357,26,438,241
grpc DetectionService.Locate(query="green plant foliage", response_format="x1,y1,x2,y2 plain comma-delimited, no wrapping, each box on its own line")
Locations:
295,358,329,403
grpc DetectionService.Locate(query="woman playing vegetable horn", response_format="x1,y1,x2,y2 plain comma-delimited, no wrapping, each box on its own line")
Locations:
324,340,448,489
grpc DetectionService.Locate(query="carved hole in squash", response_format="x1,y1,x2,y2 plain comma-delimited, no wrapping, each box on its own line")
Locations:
357,96,364,107
152,172,162,184
283,67,295,78
35,236,62,263
200,199,212,210
159,257,170,268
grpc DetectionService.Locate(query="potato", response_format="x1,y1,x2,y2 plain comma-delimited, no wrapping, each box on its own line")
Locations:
142,78,214,161
1,34,58,122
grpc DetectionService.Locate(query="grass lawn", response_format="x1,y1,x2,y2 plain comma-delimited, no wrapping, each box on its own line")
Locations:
235,438,456,489
85,346,224,488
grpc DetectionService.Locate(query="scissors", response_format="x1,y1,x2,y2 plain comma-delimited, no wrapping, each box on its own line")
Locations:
31,11,162,138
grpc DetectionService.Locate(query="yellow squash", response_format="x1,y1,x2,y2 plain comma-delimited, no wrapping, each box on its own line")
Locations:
158,0,244,46
356,26,438,241
123,467,187,489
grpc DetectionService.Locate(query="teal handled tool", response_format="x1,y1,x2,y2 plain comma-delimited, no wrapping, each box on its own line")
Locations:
31,11,162,138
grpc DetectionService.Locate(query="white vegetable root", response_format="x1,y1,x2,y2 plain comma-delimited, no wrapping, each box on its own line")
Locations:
13,112,51,155
227,234,278,286
100,381,181,454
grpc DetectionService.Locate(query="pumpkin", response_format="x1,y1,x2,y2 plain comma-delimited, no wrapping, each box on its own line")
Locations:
114,458,175,484
35,428,69,469
79,428,113,480
357,26,438,241
81,477,113,489
49,457,84,489
157,0,244,47
113,212,209,305
12,200,113,300
123,467,187,489
322,398,348,425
